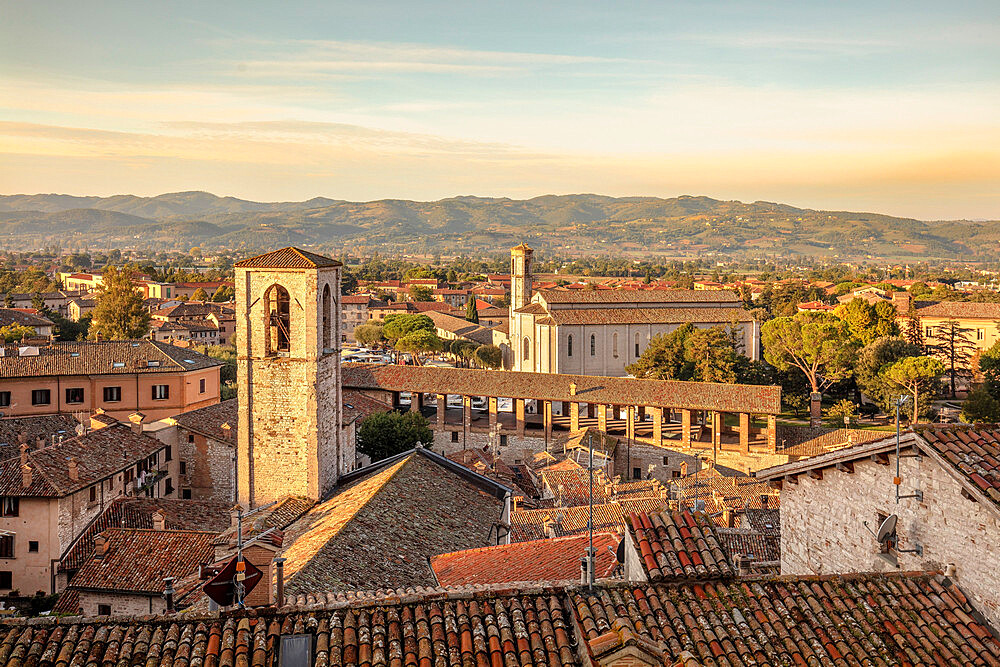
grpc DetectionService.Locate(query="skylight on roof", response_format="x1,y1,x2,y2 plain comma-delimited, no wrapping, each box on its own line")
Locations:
112,362,125,368
71,352,80,357
184,359,195,364
147,360,160,367
131,342,140,347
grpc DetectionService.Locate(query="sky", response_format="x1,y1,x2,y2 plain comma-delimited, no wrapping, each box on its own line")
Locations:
1,1,998,219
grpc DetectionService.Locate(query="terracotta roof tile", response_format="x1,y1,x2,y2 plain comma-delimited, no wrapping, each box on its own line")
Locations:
0,308,53,329
343,363,782,414
234,246,342,269
511,498,668,541
0,424,167,497
430,533,620,587
627,510,734,581
60,497,231,573
545,306,752,325
538,288,742,305
169,399,237,442
918,427,1000,509
8,573,997,665
0,340,222,378
0,414,78,453
573,574,1000,665
68,528,216,594
914,300,1000,320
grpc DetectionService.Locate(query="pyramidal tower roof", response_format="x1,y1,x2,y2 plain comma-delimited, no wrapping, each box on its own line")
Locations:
234,247,342,269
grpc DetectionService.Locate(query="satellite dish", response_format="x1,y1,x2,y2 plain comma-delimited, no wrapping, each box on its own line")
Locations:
876,514,898,544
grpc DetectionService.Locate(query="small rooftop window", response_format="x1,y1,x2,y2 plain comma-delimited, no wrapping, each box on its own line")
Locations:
183,359,195,364
147,360,160,367
131,342,141,347
70,352,80,357
112,362,125,368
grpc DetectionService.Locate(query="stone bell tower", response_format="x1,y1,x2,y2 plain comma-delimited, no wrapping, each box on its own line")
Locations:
509,243,534,372
235,247,344,506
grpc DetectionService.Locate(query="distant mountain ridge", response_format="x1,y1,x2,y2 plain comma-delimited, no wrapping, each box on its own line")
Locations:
0,191,995,260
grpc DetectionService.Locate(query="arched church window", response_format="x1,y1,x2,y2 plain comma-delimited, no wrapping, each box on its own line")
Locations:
590,334,596,356
612,332,619,358
265,284,291,354
322,284,332,351
523,336,530,361
567,334,573,357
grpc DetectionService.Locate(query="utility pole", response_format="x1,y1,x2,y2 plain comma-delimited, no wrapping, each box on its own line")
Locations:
587,430,595,588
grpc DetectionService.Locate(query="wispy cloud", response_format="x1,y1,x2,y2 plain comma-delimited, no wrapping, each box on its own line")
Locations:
218,38,637,79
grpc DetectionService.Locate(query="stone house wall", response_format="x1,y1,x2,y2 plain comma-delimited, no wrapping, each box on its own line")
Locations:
780,453,1000,628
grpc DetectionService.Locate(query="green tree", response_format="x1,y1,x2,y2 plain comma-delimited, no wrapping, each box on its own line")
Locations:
902,307,925,350
473,344,503,369
51,313,90,341
961,387,1000,424
929,319,976,398
0,323,35,343
211,285,235,302
353,323,385,346
31,292,46,312
89,265,150,340
3,293,12,308
190,344,237,384
191,288,209,302
408,284,434,301
980,339,1000,399
836,298,899,346
826,399,857,427
684,327,741,383
761,312,858,395
383,313,434,341
882,355,944,423
395,329,443,357
465,298,479,323
626,323,695,380
357,411,433,462
854,337,922,412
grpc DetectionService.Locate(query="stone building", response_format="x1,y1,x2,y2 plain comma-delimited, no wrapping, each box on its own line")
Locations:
0,422,181,595
234,247,346,506
152,399,237,502
758,426,1000,628
507,244,759,376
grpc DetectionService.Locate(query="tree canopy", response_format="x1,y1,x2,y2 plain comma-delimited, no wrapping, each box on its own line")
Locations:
882,355,944,423
89,265,150,340
626,323,743,383
408,285,434,301
761,312,858,393
473,344,503,369
835,298,899,345
854,336,922,412
353,323,385,346
465,298,479,323
383,313,435,341
356,411,433,462
395,329,443,356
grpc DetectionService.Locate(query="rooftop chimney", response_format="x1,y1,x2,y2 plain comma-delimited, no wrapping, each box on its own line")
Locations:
94,534,108,559
220,423,233,441
128,412,145,434
760,494,769,509
152,510,166,531
892,290,912,314
19,444,28,466
21,464,31,488
68,457,79,482
569,382,577,396
230,504,241,528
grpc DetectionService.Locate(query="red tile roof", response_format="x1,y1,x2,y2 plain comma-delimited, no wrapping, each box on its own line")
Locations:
0,424,167,497
342,363,782,414
919,427,1000,507
68,528,216,594
716,527,780,565
60,497,231,573
234,246,341,269
538,288,741,305
7,573,997,665
169,398,237,442
0,340,222,378
574,574,1000,665
430,533,620,587
511,498,668,542
914,300,1000,320
627,510,735,581
543,306,752,325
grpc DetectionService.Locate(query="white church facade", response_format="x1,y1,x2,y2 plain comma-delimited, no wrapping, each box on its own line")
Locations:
507,243,759,376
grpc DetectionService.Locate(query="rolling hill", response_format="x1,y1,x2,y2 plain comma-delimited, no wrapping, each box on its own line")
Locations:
0,191,995,261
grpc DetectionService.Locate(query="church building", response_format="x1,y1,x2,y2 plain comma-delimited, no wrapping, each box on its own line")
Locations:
508,243,759,376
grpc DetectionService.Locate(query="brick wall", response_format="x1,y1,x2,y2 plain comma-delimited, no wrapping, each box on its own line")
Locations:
431,429,550,466
780,453,1000,628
